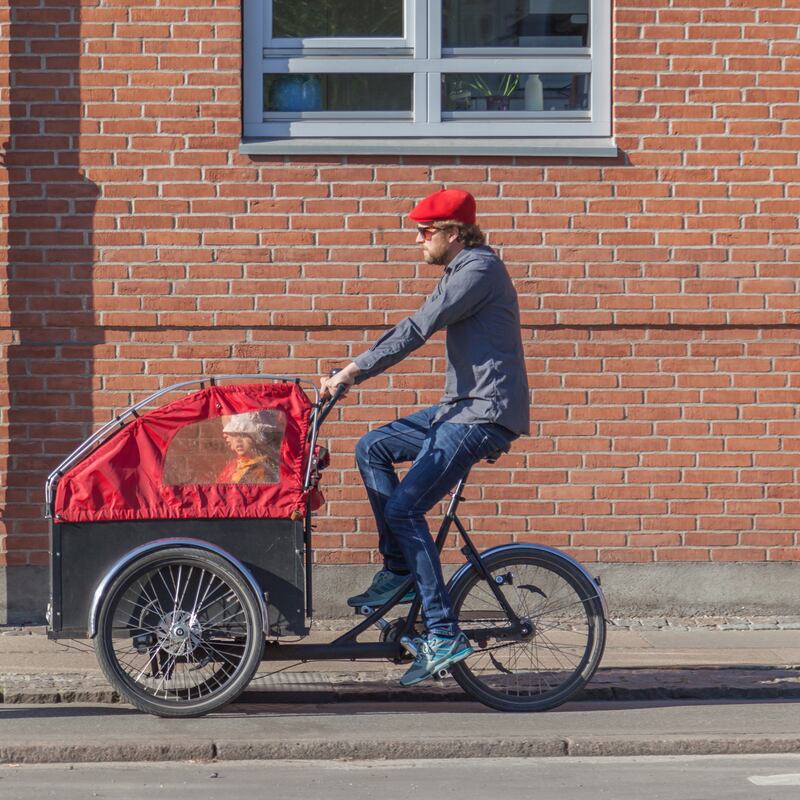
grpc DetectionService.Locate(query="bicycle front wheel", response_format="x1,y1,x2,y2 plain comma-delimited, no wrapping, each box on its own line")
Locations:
95,547,264,718
449,546,606,712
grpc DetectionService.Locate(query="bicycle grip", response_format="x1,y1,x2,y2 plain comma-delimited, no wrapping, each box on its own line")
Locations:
328,382,348,404
315,369,348,431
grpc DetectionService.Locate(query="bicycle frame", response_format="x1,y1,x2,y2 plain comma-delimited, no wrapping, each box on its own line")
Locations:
263,466,526,663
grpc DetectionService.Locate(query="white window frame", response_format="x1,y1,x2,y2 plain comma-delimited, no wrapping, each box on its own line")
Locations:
242,0,613,153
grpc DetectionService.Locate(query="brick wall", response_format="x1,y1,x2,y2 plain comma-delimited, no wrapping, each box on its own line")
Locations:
2,1,800,575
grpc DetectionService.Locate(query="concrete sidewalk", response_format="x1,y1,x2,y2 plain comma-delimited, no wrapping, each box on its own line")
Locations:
2,617,800,705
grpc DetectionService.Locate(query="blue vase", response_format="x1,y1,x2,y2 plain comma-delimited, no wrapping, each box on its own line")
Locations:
269,75,322,112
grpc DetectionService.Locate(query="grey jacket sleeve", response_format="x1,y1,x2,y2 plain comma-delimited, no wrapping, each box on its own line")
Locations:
352,260,492,384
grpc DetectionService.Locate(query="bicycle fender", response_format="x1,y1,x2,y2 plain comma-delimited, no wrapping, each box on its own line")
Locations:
446,542,608,620
88,537,270,638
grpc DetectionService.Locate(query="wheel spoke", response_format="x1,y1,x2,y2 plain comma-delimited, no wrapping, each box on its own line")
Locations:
195,588,238,620
200,605,247,630
201,640,245,669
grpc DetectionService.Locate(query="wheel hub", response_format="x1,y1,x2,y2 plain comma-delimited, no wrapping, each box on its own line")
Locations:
157,610,203,656
518,618,535,639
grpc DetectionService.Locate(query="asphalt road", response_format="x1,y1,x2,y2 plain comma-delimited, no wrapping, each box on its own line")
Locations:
4,755,800,800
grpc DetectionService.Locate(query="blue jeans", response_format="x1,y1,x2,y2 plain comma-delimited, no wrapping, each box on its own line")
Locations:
355,405,517,637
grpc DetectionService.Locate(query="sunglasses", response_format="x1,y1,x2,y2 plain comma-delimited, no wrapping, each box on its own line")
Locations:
416,225,440,241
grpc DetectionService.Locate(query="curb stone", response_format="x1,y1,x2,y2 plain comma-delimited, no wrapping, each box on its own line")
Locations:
566,737,800,758
3,736,800,765
214,738,568,761
0,741,216,765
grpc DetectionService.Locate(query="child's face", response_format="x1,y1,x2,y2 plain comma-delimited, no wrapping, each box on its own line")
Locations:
224,433,256,457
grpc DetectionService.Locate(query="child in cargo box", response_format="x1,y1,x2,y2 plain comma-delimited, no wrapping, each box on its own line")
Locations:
218,410,282,485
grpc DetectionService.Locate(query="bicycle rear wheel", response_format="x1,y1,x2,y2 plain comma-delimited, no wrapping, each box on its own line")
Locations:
449,545,606,712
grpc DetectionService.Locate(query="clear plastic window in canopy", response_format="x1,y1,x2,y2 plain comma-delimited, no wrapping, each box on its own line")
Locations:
163,410,287,487
243,0,609,141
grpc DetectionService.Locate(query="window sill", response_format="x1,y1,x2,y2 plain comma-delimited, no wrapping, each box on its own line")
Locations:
239,136,618,158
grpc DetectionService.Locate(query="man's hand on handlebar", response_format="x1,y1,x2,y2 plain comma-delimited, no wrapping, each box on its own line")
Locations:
320,362,361,401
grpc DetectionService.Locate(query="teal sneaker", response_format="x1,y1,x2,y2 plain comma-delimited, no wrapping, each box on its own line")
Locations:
347,569,416,608
399,632,473,686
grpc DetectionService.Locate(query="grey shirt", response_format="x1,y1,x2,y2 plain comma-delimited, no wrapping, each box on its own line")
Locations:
353,246,530,436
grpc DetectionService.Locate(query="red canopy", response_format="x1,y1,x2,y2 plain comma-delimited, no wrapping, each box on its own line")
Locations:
54,383,314,523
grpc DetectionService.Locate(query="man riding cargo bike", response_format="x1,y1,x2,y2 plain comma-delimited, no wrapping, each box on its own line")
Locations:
322,188,531,686
45,189,606,716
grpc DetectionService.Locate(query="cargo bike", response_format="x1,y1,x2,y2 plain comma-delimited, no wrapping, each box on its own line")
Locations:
46,375,607,717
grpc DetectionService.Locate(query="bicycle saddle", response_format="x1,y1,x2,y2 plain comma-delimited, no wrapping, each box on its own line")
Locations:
484,443,511,463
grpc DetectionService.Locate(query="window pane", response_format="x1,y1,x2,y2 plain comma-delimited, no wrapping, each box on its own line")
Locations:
264,74,413,112
273,0,404,38
443,73,590,112
163,410,286,486
443,0,589,48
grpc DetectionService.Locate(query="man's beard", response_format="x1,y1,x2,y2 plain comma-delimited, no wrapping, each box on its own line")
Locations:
424,248,447,265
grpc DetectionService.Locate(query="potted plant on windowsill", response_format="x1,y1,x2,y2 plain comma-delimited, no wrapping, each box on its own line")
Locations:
463,73,520,111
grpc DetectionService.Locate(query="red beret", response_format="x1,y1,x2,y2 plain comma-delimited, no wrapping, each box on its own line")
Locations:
409,189,476,226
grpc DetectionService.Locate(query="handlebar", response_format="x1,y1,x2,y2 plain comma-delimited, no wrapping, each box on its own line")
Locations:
315,382,347,430
306,369,348,444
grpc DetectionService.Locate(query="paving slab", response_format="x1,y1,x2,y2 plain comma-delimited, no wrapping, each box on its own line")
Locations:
637,629,800,651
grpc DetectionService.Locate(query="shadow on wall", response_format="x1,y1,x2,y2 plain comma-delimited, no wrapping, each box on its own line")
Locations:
1,0,100,623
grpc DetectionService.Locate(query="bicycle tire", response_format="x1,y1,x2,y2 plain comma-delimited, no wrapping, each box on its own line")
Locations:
448,545,606,712
95,546,264,718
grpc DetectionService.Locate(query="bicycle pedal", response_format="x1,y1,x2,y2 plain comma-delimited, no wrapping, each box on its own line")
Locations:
433,668,450,681
399,635,419,658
